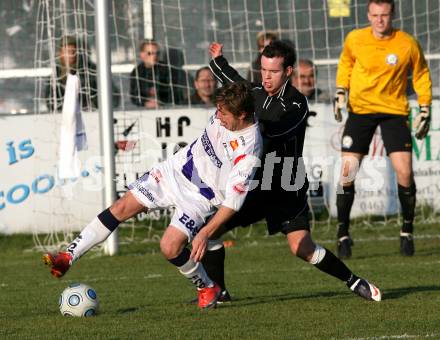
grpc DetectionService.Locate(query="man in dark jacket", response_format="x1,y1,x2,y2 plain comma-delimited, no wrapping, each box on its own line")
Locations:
45,36,120,112
190,67,217,107
129,40,172,108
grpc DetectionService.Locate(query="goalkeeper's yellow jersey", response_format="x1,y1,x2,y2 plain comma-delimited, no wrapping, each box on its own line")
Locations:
336,27,432,115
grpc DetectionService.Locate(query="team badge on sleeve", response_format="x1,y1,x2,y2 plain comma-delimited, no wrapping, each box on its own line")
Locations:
342,135,353,149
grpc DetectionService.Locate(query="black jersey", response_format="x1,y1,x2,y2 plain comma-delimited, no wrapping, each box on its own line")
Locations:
210,55,309,194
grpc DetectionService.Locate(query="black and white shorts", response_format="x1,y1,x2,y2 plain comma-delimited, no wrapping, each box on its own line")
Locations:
341,113,412,155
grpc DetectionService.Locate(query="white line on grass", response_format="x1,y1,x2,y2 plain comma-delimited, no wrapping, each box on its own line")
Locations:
343,333,439,340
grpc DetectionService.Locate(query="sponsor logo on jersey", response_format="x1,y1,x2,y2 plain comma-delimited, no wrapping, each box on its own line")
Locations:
222,142,233,160
201,130,222,168
342,135,353,149
386,53,398,65
238,170,251,179
233,182,247,194
230,139,239,151
239,135,246,146
133,182,155,203
150,169,162,183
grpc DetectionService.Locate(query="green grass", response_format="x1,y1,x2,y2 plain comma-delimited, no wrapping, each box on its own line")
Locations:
1,220,440,340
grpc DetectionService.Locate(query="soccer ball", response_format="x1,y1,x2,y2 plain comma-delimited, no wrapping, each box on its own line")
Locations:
59,283,99,317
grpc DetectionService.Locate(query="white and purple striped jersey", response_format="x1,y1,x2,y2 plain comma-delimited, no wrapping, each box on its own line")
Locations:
175,114,262,211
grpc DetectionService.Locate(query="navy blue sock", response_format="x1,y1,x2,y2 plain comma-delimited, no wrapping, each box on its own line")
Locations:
97,208,121,232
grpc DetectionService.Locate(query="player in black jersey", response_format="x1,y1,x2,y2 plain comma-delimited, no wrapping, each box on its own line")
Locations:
190,41,382,303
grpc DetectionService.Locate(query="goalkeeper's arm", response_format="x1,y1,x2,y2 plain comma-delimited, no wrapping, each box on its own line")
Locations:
414,105,431,139
333,87,346,122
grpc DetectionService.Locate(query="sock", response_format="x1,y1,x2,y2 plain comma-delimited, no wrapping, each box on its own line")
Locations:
310,245,353,282
66,210,118,262
201,240,226,291
346,273,360,289
398,183,416,234
169,248,214,289
336,184,355,238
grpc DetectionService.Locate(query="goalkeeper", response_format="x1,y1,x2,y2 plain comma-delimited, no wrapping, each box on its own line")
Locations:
333,0,432,258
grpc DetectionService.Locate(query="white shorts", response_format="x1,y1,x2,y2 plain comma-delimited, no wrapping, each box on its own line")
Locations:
128,161,216,241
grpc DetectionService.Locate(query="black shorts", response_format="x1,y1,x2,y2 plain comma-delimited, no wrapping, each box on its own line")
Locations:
341,113,412,155
224,185,310,235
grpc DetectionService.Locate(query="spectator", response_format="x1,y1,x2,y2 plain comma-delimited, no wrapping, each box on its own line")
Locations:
291,59,330,102
190,67,217,107
247,31,278,84
45,36,120,112
129,40,172,109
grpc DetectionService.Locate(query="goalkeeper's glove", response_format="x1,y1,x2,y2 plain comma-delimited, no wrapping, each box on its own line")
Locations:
333,87,346,122
414,105,431,139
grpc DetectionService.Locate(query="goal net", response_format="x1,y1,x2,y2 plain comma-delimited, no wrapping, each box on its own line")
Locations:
8,0,438,248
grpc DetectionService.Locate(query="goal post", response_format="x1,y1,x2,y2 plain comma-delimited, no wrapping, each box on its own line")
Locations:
95,0,118,255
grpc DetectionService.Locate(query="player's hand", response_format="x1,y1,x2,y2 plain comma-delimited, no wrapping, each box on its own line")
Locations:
333,87,346,122
414,105,431,139
209,42,223,59
190,230,209,262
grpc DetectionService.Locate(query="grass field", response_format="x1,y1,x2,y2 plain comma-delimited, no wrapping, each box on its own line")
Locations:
1,219,440,340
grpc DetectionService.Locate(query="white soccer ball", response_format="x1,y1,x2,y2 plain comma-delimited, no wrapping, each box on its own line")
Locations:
59,283,99,317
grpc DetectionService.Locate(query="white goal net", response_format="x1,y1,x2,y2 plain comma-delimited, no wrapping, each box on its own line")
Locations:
1,0,439,248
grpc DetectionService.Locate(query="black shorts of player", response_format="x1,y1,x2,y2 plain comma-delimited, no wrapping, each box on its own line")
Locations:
223,184,310,235
341,113,412,155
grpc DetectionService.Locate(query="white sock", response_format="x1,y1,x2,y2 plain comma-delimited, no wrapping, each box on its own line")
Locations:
66,217,111,262
178,259,214,289
309,245,326,265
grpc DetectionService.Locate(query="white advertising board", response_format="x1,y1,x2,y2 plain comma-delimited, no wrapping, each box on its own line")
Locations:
0,102,438,233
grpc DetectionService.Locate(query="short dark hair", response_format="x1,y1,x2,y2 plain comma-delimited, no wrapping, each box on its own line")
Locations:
195,66,213,81
262,40,296,69
215,82,254,120
139,39,159,52
367,0,394,13
59,36,77,49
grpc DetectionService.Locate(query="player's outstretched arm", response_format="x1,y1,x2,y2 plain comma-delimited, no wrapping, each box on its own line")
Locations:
209,42,247,85
209,42,223,59
190,206,236,262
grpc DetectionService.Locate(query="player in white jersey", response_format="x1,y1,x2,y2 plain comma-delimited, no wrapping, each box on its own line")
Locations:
43,82,262,309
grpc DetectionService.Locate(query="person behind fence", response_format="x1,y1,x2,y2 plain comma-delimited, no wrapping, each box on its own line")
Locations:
42,82,263,310
291,59,330,103
129,39,172,109
333,0,432,259
246,31,278,84
45,36,120,112
189,40,382,305
190,67,217,107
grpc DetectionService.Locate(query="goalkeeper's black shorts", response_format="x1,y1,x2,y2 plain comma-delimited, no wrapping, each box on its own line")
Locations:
223,184,310,235
341,112,412,155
